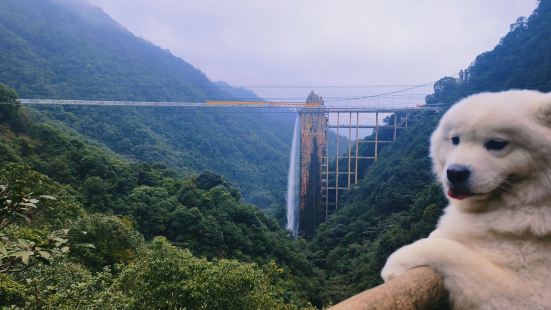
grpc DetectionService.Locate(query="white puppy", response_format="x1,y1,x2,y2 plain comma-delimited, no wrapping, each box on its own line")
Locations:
381,90,551,309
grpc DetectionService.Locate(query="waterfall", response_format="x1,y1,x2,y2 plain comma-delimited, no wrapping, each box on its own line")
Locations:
286,115,300,237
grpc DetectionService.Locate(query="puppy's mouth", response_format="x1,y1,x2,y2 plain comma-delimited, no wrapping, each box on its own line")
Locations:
447,176,516,201
447,187,476,200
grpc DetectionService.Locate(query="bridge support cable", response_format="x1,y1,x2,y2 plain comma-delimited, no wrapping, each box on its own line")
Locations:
335,112,340,211
393,112,398,140
324,114,330,220
355,112,360,185
347,112,352,190
374,112,379,161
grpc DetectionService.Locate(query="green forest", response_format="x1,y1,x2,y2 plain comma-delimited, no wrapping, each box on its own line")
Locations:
2,0,551,308
0,0,298,216
0,85,322,308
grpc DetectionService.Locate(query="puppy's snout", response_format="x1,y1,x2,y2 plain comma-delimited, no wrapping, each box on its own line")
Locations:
446,165,471,184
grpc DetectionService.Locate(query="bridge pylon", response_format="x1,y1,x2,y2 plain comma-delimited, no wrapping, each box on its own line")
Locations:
298,91,328,238
297,93,422,238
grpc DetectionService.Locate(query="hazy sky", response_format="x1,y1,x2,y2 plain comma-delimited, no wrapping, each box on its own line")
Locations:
86,0,537,101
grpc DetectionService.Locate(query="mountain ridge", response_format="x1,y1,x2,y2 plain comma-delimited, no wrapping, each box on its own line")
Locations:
0,0,295,212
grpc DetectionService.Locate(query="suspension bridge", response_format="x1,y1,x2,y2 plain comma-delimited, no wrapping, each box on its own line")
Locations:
18,96,440,238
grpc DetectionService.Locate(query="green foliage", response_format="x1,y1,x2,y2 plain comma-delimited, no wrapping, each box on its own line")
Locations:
4,0,547,307
68,214,144,270
0,83,19,122
7,238,313,309
114,237,306,309
0,89,320,307
0,0,225,101
34,106,294,212
0,0,296,213
0,164,93,275
0,227,73,273
0,150,316,309
0,163,81,229
0,113,316,284
0,273,26,306
0,83,17,104
13,261,122,309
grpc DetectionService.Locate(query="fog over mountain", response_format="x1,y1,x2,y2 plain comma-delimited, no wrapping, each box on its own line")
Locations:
87,0,537,99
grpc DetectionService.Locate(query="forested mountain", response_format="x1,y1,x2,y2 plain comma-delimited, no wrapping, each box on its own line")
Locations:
0,85,322,308
213,81,263,101
0,0,223,100
3,0,550,308
309,0,550,304
0,0,295,211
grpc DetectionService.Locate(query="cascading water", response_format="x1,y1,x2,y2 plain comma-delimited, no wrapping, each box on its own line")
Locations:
286,115,301,237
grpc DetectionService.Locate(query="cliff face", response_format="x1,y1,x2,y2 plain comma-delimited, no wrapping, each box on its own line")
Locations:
299,91,327,238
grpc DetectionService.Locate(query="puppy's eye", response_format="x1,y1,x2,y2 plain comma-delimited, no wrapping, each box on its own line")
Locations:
485,139,509,151
451,136,460,146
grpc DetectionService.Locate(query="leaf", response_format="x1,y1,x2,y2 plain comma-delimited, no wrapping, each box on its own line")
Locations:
18,202,37,209
39,195,56,200
61,246,70,253
14,212,31,223
17,239,30,247
12,250,33,265
75,243,96,249
53,237,69,244
37,250,52,260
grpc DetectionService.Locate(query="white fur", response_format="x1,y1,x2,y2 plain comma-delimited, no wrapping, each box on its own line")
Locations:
381,90,551,309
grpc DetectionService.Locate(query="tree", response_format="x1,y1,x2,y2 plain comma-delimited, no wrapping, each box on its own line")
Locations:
0,182,71,273
113,237,303,309
0,83,19,122
0,164,93,274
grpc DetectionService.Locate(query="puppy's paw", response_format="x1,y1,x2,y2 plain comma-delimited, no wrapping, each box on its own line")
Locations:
381,253,411,282
381,238,446,282
381,244,420,282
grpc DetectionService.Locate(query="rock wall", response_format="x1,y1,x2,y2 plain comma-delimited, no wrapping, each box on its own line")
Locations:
299,91,327,238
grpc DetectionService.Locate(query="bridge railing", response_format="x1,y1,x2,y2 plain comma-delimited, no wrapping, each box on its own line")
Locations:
328,267,448,310
18,98,441,113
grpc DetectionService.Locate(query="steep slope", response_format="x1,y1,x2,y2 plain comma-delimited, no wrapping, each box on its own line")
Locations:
0,85,322,306
0,0,294,209
0,0,224,100
34,106,294,209
310,1,550,304
213,81,263,101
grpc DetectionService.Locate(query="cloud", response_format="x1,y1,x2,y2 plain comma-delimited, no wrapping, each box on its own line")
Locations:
86,0,537,99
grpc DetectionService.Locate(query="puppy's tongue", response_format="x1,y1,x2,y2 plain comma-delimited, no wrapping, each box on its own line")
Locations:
448,189,469,200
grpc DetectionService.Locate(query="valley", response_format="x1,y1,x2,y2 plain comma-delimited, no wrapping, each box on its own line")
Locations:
1,0,550,308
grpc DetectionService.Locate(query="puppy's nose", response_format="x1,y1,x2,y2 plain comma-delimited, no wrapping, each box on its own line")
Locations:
446,165,471,184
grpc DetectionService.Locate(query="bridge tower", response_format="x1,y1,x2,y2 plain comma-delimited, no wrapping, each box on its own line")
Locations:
298,91,328,238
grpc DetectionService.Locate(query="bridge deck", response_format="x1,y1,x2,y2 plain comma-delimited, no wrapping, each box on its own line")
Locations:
18,99,440,113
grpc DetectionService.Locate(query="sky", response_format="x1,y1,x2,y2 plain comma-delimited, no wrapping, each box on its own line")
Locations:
86,0,538,103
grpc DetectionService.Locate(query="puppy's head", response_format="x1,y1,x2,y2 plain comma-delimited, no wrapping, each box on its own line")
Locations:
430,90,551,211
